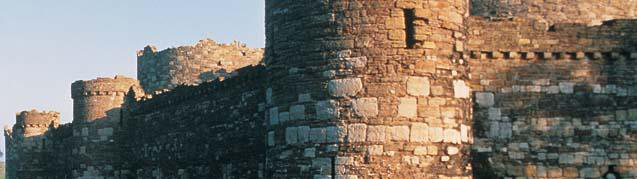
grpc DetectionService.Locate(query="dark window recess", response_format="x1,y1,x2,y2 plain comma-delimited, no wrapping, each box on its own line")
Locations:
404,9,416,49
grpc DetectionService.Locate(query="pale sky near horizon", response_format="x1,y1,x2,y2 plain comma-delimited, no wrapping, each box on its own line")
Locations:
0,0,265,161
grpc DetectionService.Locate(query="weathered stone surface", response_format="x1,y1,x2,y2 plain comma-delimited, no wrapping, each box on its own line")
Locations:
316,100,339,120
475,92,494,107
347,124,367,143
328,78,363,97
409,123,428,142
352,97,379,117
453,80,470,98
398,97,418,117
407,76,430,96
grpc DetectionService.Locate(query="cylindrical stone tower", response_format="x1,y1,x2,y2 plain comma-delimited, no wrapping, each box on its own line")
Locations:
137,39,263,93
70,76,141,179
265,0,472,178
5,110,60,179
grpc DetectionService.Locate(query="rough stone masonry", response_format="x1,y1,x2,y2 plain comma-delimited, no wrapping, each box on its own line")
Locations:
4,0,637,179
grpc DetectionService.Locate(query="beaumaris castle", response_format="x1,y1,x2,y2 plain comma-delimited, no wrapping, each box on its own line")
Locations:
4,0,637,178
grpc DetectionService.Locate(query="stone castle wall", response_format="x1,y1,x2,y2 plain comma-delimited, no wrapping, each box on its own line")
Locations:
137,39,263,93
467,15,637,178
4,111,60,179
4,1,637,179
121,65,267,178
470,0,637,25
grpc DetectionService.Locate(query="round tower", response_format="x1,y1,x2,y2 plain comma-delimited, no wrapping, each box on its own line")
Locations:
265,0,472,178
6,110,60,179
70,75,141,179
137,39,264,93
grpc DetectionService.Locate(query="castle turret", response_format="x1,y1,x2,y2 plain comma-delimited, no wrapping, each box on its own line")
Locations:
137,39,263,93
70,76,141,179
5,110,60,179
265,0,472,178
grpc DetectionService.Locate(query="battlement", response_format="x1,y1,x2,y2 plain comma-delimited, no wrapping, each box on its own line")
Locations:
14,110,60,128
470,0,637,25
137,39,263,93
467,17,637,52
467,51,637,61
71,75,140,98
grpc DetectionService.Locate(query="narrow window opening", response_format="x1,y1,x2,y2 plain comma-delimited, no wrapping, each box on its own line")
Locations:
404,9,416,49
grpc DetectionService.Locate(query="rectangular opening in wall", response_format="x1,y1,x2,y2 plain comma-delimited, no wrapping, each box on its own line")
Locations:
404,9,416,49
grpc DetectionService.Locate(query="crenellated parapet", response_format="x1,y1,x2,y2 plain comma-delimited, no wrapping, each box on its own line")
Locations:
71,75,141,99
137,39,263,93
14,110,60,130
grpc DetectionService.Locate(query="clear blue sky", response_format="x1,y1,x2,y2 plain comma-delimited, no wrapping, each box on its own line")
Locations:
0,0,265,160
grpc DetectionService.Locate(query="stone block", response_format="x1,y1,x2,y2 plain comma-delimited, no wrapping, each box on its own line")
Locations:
414,146,427,155
286,127,298,144
547,167,562,178
409,123,428,142
268,131,275,146
298,126,310,144
415,60,436,74
398,97,418,117
352,98,379,117
428,127,444,142
347,124,367,143
559,82,575,94
310,128,327,143
475,92,494,107
328,78,363,97
269,107,279,125
316,100,339,120
453,80,470,98
312,158,332,175
290,105,306,120
407,76,430,96
304,148,316,158
563,167,579,178
366,125,386,142
389,126,410,141
460,125,469,143
443,129,461,144
279,112,290,123
326,126,347,143
444,146,458,155
579,168,600,178
367,145,383,155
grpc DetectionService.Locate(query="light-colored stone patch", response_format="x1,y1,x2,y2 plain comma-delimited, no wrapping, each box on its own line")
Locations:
402,156,420,165
389,126,410,141
559,82,575,94
304,148,316,158
414,146,428,155
336,156,354,165
366,125,386,142
290,105,306,120
409,123,428,142
398,97,418,117
447,146,459,155
428,127,443,142
443,129,461,144
285,127,298,144
367,145,383,155
453,80,470,98
266,87,273,104
344,56,368,68
407,76,430,96
460,125,470,143
298,126,310,144
475,92,494,107
269,107,279,125
316,100,339,120
335,175,358,179
328,78,363,97
352,97,379,117
347,124,367,143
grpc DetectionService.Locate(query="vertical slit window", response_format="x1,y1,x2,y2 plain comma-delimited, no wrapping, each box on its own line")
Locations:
404,9,416,49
